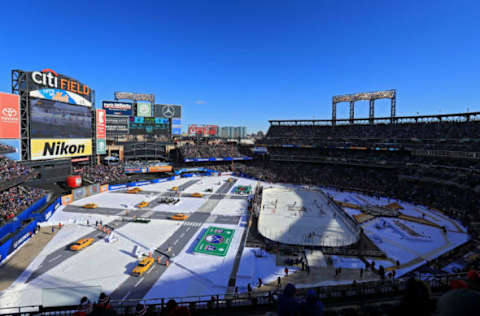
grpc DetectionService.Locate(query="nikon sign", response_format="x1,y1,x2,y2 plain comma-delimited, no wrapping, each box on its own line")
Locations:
30,138,92,160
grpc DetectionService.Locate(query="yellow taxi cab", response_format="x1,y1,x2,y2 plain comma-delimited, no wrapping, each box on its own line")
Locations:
227,178,234,183
82,203,98,209
70,238,94,251
170,186,178,191
132,257,155,276
191,192,203,198
136,201,149,208
170,213,188,221
127,187,142,194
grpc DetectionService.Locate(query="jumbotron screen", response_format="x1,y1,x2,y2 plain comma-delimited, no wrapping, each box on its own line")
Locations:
30,98,92,138
129,116,169,135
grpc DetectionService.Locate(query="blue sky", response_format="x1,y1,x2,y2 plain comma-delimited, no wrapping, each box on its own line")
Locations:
1,0,479,132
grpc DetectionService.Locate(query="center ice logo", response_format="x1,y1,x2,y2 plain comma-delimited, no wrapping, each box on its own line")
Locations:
205,234,224,244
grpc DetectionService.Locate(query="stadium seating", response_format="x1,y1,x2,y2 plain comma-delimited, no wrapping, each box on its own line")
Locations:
263,120,480,151
75,164,128,185
0,157,46,226
0,185,47,226
180,143,243,159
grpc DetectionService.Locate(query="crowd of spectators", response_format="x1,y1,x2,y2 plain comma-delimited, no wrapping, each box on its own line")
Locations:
266,121,480,140
76,164,128,185
0,185,47,225
262,120,480,151
266,147,480,192
0,157,35,186
180,143,243,159
124,160,170,169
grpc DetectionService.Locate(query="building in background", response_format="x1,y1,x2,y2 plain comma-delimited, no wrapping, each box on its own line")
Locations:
219,126,247,139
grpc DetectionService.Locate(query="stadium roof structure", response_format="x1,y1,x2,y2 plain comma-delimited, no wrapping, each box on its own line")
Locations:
269,111,480,126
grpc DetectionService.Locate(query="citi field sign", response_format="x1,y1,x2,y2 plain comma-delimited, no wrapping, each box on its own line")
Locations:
27,69,93,107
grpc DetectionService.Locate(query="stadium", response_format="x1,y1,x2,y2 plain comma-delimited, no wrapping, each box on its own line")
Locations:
0,69,479,316
1,3,480,314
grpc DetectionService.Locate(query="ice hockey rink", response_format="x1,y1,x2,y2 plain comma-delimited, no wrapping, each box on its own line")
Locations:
0,175,470,311
258,187,360,247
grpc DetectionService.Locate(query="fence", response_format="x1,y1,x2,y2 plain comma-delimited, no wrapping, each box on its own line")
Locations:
0,194,54,265
0,272,467,315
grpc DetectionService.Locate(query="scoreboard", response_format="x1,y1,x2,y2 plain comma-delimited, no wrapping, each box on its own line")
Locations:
128,116,169,135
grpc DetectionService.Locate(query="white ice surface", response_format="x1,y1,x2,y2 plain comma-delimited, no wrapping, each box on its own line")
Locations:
330,256,366,269
144,222,245,300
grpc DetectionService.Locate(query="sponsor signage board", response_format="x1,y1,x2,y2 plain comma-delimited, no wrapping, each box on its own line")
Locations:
102,101,132,116
154,104,182,118
0,92,20,139
31,138,92,160
114,92,154,102
96,139,106,155
0,139,21,161
96,109,106,139
194,226,235,257
137,102,152,117
106,115,129,136
61,194,73,205
27,69,92,106
188,124,218,137
148,165,172,173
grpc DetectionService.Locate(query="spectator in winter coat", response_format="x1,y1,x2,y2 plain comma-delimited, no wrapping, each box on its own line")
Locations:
277,283,300,316
92,293,116,316
301,289,324,316
73,297,93,316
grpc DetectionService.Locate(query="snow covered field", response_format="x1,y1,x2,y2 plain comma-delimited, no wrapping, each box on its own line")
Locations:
324,187,470,276
0,176,470,309
144,222,245,300
0,176,258,308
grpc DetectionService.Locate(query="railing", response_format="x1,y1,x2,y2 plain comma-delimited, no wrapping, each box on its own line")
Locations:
0,272,467,315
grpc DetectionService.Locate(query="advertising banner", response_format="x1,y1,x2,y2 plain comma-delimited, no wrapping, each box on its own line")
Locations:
188,125,218,137
137,102,152,117
102,101,132,116
72,184,100,201
0,238,13,264
62,194,73,205
96,109,106,139
97,139,106,155
108,184,127,191
27,69,92,106
114,92,154,102
147,165,172,173
124,168,143,173
0,139,21,161
0,92,20,139
31,138,92,160
100,184,109,192
12,220,37,251
106,115,129,136
154,104,182,118
194,226,235,257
